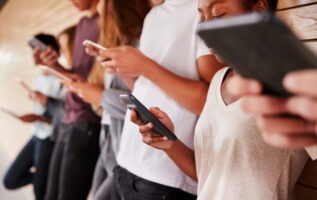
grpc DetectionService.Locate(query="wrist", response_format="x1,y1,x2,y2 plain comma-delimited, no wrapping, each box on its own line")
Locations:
142,59,161,78
164,139,179,154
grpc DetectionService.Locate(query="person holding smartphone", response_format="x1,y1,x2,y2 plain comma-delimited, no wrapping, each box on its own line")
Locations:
3,33,64,200
33,0,102,199
130,0,311,199
93,0,224,199
66,0,151,199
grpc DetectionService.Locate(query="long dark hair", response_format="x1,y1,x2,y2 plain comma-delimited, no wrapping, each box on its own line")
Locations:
241,0,278,11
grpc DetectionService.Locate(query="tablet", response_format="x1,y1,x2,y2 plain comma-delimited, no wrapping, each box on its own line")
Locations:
197,11,317,96
119,94,177,141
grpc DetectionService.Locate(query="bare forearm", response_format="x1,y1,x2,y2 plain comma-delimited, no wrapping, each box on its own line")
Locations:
38,116,52,124
164,140,197,181
51,62,70,73
143,61,209,115
19,114,52,124
78,83,104,106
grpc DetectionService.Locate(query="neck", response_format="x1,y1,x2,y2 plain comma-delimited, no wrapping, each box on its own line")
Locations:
86,0,98,17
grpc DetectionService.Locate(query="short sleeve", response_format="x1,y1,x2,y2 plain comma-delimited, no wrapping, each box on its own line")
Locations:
196,35,211,58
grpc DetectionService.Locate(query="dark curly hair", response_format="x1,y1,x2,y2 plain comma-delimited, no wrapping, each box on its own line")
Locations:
34,33,59,52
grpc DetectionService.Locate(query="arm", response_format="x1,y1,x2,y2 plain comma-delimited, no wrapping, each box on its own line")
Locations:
29,91,48,107
130,107,197,180
68,82,104,106
98,46,224,115
19,114,52,124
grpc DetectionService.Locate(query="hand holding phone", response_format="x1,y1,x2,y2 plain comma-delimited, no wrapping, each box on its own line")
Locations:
38,66,72,82
28,37,47,51
120,94,177,141
83,40,107,54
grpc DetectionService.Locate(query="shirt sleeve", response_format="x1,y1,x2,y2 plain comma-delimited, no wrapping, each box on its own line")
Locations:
196,35,211,58
305,146,317,160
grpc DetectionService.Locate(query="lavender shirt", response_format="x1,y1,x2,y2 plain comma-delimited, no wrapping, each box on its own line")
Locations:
63,14,101,124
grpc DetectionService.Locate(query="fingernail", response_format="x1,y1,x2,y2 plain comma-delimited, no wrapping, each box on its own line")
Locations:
283,73,296,88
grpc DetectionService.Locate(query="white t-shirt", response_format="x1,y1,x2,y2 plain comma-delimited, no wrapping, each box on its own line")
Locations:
32,72,63,139
117,0,210,195
195,67,309,200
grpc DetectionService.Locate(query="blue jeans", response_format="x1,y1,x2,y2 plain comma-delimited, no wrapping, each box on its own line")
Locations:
114,166,197,200
3,136,54,200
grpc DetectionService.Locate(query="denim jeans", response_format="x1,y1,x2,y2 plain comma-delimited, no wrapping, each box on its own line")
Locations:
3,136,54,200
113,166,197,200
45,122,100,200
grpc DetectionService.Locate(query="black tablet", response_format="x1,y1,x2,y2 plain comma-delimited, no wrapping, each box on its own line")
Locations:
120,94,177,141
198,11,317,96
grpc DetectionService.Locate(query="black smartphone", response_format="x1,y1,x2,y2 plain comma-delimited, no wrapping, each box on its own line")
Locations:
198,11,317,96
119,94,177,141
28,37,47,51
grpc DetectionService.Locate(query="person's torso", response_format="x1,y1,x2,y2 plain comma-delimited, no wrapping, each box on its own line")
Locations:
63,14,101,124
195,68,308,200
32,72,63,139
117,0,201,194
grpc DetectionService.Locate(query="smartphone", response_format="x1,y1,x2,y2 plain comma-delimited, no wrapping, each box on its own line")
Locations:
38,66,72,82
19,81,31,92
197,11,317,96
119,94,177,141
82,40,107,51
0,107,19,119
28,37,47,51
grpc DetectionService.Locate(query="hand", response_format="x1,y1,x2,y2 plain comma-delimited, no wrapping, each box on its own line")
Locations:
29,91,48,106
68,81,103,105
97,46,153,77
230,69,317,148
130,107,176,150
226,73,263,98
85,45,100,57
60,73,85,92
19,114,52,124
256,115,317,148
34,46,59,67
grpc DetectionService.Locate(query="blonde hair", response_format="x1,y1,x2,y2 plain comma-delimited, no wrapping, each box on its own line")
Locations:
57,26,76,69
87,0,152,86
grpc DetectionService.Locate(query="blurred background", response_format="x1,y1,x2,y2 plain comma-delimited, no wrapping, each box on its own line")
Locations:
0,0,82,198
0,0,316,199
